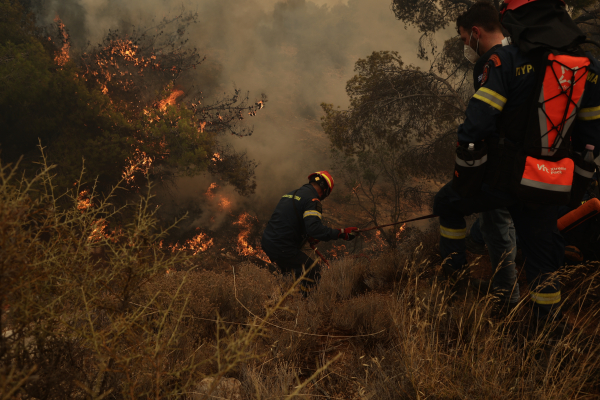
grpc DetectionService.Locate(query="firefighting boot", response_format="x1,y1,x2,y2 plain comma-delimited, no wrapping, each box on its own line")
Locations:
442,264,470,289
490,290,519,320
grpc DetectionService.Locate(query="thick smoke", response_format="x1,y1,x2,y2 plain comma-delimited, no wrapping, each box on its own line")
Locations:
33,0,426,231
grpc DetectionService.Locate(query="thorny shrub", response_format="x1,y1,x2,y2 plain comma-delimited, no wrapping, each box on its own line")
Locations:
0,158,300,399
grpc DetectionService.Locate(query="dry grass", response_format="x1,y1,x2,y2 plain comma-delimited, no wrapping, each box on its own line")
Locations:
1,158,599,399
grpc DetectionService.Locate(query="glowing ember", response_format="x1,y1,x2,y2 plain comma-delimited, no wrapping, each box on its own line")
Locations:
54,16,70,66
122,149,155,185
158,89,184,111
199,121,207,133
328,243,348,259
234,213,269,262
88,219,108,242
169,232,214,255
212,153,222,163
395,224,406,240
205,183,218,199
256,100,264,110
370,230,387,251
77,190,92,211
218,196,231,210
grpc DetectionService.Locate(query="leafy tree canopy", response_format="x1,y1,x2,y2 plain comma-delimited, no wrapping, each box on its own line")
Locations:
321,51,458,245
391,0,600,35
0,0,263,199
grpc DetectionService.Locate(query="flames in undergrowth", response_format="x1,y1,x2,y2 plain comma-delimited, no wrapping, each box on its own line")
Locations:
168,230,214,255
372,230,387,251
88,219,108,242
162,212,268,262
328,243,349,259
77,190,92,211
234,213,269,262
54,16,70,66
396,224,406,239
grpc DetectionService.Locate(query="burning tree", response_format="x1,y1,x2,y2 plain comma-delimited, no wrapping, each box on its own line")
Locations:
0,1,264,200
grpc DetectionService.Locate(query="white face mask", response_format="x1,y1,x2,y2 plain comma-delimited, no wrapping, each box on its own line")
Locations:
464,31,480,64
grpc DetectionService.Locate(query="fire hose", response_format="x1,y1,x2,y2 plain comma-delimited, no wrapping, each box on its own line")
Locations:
310,199,600,267
310,213,439,268
355,213,439,233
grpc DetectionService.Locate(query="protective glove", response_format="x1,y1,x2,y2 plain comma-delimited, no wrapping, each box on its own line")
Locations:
338,227,359,241
308,237,320,246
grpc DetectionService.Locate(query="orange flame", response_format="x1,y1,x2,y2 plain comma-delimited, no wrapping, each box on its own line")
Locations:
169,231,214,255
370,230,386,251
205,182,218,199
234,213,269,262
328,243,348,259
77,190,92,211
395,224,406,240
88,219,108,242
122,149,154,185
218,196,231,210
199,121,208,133
158,89,184,111
54,16,70,66
212,153,222,163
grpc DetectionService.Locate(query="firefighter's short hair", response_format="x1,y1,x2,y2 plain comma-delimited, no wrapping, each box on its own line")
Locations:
456,1,502,34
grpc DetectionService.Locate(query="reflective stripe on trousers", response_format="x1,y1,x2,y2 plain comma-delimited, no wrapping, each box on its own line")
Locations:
440,225,467,239
531,291,561,305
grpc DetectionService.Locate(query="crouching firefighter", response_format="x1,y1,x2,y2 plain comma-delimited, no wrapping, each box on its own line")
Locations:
261,171,359,295
433,0,600,324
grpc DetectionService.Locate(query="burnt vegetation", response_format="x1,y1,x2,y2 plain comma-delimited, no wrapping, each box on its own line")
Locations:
2,0,600,398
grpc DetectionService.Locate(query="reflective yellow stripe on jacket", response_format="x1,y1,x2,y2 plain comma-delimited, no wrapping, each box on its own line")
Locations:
577,105,600,121
473,87,507,111
282,194,301,201
303,210,322,219
440,226,467,240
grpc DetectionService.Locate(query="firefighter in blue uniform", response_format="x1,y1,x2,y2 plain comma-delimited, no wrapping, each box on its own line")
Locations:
262,171,358,294
464,2,521,312
434,0,600,324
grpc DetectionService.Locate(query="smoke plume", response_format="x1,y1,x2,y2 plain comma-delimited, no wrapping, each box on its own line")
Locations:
32,0,426,231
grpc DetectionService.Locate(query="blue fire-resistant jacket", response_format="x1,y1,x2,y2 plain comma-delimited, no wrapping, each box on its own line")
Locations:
261,184,339,260
460,44,600,157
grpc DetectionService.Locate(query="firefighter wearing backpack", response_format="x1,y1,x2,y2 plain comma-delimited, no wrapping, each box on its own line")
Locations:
433,0,600,325
261,171,358,294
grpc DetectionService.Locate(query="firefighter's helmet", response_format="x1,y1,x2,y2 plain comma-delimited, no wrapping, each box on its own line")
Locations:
308,171,334,199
